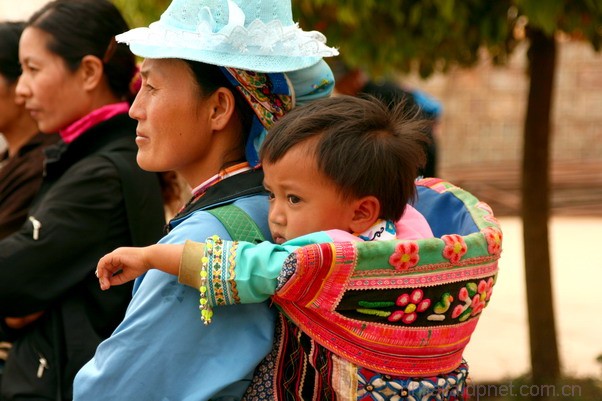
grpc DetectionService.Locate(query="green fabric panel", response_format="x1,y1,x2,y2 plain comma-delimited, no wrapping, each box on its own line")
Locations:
207,204,266,243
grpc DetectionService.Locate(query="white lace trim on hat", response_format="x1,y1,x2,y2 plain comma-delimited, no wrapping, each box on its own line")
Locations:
116,0,338,58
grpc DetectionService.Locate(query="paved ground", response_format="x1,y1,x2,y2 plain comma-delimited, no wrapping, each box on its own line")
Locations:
464,216,602,383
440,161,602,383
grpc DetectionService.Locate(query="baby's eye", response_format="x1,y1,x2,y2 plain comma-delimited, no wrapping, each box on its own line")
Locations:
266,191,275,200
287,195,301,205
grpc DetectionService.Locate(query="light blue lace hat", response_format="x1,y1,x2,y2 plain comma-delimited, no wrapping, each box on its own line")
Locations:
116,0,338,72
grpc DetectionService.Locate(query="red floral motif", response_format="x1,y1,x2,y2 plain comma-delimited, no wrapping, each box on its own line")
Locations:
451,287,470,320
441,234,467,264
471,278,495,317
482,227,503,256
388,289,431,324
451,304,465,320
389,241,420,271
450,278,495,322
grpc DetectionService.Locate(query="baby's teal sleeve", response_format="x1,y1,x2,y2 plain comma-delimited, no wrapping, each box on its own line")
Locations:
195,232,333,305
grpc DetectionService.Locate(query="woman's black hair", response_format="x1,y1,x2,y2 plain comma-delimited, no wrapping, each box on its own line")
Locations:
183,60,255,162
27,0,136,102
0,21,26,83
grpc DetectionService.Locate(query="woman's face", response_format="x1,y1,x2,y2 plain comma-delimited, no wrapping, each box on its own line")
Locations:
129,58,215,184
16,27,89,133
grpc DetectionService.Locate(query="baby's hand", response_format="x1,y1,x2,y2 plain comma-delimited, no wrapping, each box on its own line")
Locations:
96,246,153,290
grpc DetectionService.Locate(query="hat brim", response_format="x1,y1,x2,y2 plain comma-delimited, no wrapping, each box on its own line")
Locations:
117,23,333,73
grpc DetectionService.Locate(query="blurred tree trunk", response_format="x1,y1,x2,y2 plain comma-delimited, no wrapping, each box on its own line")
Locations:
522,27,560,396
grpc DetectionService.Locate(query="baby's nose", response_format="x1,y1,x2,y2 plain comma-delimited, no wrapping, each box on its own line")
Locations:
268,204,285,226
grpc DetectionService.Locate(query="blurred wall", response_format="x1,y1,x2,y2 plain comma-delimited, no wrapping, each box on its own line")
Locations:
0,0,49,21
403,39,602,173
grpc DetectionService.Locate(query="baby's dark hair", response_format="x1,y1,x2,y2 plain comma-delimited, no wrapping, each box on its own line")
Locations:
260,95,429,221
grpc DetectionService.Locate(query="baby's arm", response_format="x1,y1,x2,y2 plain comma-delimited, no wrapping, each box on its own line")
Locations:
96,244,183,290
178,238,295,304
97,232,333,304
178,232,334,305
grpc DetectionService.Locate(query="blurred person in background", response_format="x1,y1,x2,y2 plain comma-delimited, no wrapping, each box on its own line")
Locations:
0,21,61,392
0,1,167,399
0,21,60,241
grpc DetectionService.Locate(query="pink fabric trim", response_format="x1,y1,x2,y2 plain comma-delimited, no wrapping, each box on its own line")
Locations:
325,204,432,242
396,204,433,239
348,261,499,289
59,102,130,143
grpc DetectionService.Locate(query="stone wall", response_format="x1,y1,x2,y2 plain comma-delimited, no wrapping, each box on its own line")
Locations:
402,40,602,174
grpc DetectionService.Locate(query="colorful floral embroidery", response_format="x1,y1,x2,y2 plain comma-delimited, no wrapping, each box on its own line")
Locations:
450,277,495,322
441,234,467,264
427,292,454,321
471,278,495,317
225,67,292,129
451,286,473,322
482,227,503,256
389,289,431,324
389,241,420,271
357,361,469,401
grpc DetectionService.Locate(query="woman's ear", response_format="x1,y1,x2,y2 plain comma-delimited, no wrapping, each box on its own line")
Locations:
79,55,104,91
349,195,381,234
207,87,236,131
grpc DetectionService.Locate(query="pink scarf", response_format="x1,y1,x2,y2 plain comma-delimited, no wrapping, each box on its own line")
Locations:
59,102,130,143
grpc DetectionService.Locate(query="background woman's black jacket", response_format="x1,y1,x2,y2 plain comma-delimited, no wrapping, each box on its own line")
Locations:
0,114,165,400
0,133,60,240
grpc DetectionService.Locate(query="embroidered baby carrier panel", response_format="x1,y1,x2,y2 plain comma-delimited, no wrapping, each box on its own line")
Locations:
243,313,470,401
273,178,502,377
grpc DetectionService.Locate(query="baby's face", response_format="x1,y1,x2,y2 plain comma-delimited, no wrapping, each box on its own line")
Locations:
262,144,358,245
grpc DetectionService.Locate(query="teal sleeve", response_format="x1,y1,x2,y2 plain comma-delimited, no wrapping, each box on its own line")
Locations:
205,231,333,306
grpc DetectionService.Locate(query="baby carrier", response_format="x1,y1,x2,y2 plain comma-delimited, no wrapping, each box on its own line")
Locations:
211,178,502,400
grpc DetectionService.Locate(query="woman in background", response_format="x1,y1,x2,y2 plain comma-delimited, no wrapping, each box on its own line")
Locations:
0,21,59,240
0,1,166,399
0,19,60,396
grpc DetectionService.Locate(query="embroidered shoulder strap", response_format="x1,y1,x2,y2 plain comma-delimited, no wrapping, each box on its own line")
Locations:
207,204,265,243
